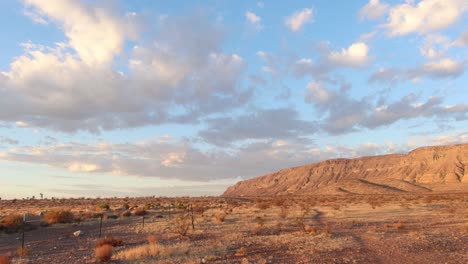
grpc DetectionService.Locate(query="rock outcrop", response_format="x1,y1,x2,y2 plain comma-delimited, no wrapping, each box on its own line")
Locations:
223,144,468,196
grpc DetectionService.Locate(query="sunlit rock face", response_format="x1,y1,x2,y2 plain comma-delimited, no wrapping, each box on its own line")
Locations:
223,144,468,197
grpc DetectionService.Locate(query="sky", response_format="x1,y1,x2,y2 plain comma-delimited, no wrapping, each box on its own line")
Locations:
0,0,467,199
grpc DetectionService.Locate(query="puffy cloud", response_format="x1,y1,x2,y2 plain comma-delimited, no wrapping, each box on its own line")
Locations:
0,135,418,183
285,8,313,31
419,34,451,59
0,9,249,132
293,42,371,80
420,58,465,77
359,0,389,20
304,81,468,134
384,0,466,36
305,82,335,104
198,108,316,146
370,58,465,82
23,0,136,65
245,11,261,29
328,42,371,67
0,136,313,181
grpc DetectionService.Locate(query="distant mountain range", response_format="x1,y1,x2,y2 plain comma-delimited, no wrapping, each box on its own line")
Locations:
223,144,468,197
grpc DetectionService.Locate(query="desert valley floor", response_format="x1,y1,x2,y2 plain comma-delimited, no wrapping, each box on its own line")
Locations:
0,193,467,263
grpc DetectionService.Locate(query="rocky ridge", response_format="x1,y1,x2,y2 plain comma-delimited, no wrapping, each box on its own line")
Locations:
223,144,468,196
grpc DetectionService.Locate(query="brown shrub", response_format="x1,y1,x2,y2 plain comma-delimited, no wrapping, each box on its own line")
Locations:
95,244,113,262
0,255,11,264
395,222,405,230
174,214,191,237
304,225,317,234
213,212,226,223
147,234,158,245
132,209,146,216
235,247,247,257
96,236,123,247
17,247,29,257
43,210,74,224
0,214,23,233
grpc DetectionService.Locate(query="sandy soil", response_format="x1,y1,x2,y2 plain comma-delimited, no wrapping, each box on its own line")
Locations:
0,194,467,263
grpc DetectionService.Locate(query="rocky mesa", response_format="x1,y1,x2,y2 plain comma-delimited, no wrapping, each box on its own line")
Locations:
223,144,468,197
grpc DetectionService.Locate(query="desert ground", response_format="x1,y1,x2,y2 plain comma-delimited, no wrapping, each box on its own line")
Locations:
0,193,467,263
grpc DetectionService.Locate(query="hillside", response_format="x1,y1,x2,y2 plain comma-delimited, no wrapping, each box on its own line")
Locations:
223,144,468,196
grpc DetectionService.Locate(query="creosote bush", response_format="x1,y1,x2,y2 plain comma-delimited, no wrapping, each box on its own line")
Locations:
147,234,158,245
95,244,113,262
174,214,191,237
96,236,123,247
17,247,29,257
0,214,23,233
132,208,147,216
43,209,74,224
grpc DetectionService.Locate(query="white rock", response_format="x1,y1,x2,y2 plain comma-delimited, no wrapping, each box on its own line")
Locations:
73,230,82,237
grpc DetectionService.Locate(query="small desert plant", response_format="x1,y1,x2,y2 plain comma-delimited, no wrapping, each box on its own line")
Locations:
132,208,147,216
96,236,123,247
17,247,29,257
43,209,74,224
174,214,191,237
235,247,247,257
99,204,110,210
147,234,158,245
0,255,11,264
0,214,23,233
95,244,113,262
213,212,226,223
395,222,405,230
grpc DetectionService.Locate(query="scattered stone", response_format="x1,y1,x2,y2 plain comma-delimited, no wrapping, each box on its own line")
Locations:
73,230,82,237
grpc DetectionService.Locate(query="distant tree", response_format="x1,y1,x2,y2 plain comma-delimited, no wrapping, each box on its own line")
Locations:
40,193,43,199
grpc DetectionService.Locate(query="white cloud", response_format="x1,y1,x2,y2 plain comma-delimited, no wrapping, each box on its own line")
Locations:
359,0,389,20
0,10,249,132
245,11,261,28
68,162,100,173
419,34,451,59
305,82,335,104
328,42,371,67
370,58,465,82
23,0,136,65
421,58,465,77
285,8,313,31
384,0,466,36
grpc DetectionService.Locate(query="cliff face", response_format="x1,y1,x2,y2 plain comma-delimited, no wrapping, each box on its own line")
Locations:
223,144,468,196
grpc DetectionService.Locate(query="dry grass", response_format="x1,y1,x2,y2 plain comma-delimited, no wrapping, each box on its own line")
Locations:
147,234,158,245
43,209,74,224
173,214,191,237
0,194,466,263
213,212,226,223
115,242,191,261
95,244,113,262
132,208,147,216
96,236,123,247
16,247,29,257
0,214,23,233
235,247,247,257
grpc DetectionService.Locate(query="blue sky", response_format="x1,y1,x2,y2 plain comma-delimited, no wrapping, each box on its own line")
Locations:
0,0,467,199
